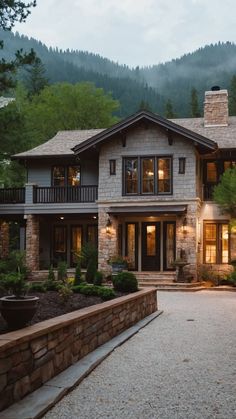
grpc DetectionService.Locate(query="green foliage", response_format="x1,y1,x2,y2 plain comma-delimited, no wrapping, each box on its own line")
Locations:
48,265,55,282
25,56,48,97
112,272,138,293
227,270,236,286
57,261,67,283
29,282,46,293
164,99,176,118
58,284,73,303
229,75,236,116
190,87,201,117
94,271,103,286
74,262,82,285
79,242,98,283
3,272,28,297
213,167,236,217
72,284,115,301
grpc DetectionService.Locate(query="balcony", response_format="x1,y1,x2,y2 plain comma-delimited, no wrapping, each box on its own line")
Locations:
33,185,98,203
0,188,25,204
203,183,217,201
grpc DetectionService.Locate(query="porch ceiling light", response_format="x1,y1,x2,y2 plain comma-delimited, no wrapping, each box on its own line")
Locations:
106,218,112,234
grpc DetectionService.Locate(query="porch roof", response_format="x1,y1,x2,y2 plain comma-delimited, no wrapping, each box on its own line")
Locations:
107,205,187,215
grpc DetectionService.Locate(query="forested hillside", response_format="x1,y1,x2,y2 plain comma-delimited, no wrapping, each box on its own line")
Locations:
1,30,236,117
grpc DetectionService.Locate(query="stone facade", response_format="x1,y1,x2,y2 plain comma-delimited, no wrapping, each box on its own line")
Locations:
204,89,229,127
0,221,9,259
98,207,119,274
26,215,39,271
0,288,157,411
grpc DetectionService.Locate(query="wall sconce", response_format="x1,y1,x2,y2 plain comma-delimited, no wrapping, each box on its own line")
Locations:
182,217,187,234
106,218,112,234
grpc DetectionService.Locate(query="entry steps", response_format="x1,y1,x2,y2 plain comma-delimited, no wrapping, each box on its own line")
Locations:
133,271,204,291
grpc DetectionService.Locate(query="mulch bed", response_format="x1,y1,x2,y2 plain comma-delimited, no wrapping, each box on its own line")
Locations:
0,290,118,334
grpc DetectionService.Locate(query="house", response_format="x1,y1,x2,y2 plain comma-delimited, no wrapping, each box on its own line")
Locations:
0,87,235,281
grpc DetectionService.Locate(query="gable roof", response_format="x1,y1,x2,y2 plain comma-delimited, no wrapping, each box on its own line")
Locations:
72,110,217,155
13,129,105,159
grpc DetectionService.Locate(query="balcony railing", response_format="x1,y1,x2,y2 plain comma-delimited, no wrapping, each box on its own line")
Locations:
33,185,98,203
0,188,25,204
203,183,217,201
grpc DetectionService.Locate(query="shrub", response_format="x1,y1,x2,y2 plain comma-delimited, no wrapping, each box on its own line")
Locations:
59,284,73,302
29,282,46,293
74,262,82,285
57,261,67,283
112,272,138,293
72,284,115,301
48,265,55,282
94,271,103,286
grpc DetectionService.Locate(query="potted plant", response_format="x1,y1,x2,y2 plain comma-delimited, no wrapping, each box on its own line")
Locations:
109,256,128,273
0,251,39,329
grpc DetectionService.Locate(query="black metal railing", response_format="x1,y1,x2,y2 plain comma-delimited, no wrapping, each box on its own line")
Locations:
0,188,25,204
203,183,217,201
34,185,98,203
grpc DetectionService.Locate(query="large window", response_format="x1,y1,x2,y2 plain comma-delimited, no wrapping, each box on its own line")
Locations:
203,222,229,264
52,165,80,186
124,156,172,195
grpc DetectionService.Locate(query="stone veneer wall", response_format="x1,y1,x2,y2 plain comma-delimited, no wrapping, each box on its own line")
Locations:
26,215,39,271
98,207,118,274
0,288,157,411
0,221,9,259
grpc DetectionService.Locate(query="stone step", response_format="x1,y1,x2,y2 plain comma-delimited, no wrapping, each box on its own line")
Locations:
139,281,204,291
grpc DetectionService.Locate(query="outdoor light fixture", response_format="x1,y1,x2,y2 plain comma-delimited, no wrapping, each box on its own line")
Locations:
106,218,112,234
182,217,187,234
60,216,64,220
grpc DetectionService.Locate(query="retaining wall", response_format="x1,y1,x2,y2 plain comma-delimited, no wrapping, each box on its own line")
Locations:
0,288,157,411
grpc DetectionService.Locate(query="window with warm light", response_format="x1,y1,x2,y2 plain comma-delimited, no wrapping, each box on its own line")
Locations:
123,156,172,195
203,222,229,264
52,165,81,186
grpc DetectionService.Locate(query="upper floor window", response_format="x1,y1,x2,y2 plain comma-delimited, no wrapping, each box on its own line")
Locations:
52,165,80,187
123,156,172,195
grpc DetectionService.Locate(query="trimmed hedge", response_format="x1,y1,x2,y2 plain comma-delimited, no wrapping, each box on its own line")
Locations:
72,284,115,301
112,272,138,293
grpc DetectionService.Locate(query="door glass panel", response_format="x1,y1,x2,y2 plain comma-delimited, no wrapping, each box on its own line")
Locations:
125,158,138,194
127,224,136,269
68,166,81,186
166,223,175,269
142,158,154,193
221,224,229,263
87,225,98,247
52,166,65,186
53,226,67,264
205,224,217,263
71,226,82,265
146,225,156,256
206,162,217,182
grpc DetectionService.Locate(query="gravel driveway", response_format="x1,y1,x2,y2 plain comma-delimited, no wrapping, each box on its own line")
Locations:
44,291,236,419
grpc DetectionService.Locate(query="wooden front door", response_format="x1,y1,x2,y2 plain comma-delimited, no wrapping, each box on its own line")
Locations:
142,222,160,271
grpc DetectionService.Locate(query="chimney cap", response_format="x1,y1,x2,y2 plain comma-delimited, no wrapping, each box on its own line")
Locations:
211,85,220,91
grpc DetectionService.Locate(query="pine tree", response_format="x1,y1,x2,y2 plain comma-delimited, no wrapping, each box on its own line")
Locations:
164,99,176,118
25,57,48,97
190,87,201,117
229,75,236,116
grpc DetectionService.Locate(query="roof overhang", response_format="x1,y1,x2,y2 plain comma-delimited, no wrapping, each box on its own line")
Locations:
107,205,187,216
72,111,217,155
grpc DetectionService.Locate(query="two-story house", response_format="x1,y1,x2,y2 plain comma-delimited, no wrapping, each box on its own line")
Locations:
0,87,235,281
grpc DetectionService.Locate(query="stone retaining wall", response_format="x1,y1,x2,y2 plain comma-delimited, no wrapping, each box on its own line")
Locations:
0,288,157,411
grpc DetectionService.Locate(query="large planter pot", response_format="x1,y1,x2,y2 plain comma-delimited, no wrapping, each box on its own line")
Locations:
0,295,39,329
111,263,127,273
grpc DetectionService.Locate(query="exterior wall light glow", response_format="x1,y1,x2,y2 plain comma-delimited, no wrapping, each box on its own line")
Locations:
106,218,112,234
182,217,187,234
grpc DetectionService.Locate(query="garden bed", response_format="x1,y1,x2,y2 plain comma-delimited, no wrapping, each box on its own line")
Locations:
0,289,124,334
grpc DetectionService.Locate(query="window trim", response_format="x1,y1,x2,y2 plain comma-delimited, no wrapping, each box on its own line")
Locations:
109,159,116,175
178,157,186,174
203,220,229,264
123,155,172,196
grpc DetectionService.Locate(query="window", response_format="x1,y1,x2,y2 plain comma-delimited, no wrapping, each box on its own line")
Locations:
125,158,138,194
123,156,172,195
206,162,217,183
179,157,186,174
203,222,229,264
109,160,116,175
52,165,81,186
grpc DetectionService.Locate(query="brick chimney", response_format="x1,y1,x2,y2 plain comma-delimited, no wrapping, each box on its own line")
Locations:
204,86,229,127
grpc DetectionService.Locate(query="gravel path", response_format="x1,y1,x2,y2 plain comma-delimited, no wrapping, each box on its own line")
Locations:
44,291,236,419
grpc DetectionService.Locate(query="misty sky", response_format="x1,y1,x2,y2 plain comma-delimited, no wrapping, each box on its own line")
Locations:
14,0,236,67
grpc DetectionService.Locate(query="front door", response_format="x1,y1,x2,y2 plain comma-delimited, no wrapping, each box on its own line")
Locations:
142,222,160,271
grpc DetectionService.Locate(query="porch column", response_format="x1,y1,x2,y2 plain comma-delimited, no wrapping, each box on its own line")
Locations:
0,221,9,259
176,202,199,281
98,207,118,275
26,215,39,271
